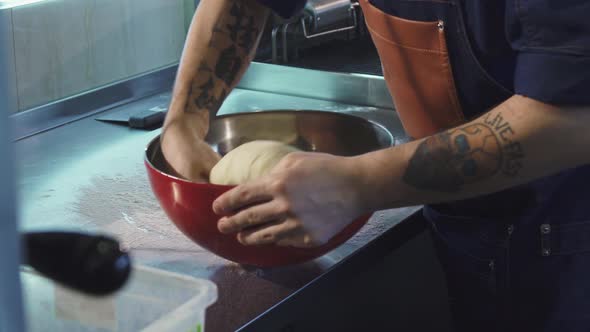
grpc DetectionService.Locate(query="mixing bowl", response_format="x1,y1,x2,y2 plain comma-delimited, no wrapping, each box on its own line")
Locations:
145,110,393,267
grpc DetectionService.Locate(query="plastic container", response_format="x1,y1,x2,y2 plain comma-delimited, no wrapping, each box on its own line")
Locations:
21,265,217,332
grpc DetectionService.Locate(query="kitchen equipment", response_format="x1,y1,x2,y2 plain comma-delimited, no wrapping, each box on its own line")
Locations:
302,0,359,38
96,108,167,130
22,232,132,296
271,0,360,63
21,264,217,332
145,110,394,267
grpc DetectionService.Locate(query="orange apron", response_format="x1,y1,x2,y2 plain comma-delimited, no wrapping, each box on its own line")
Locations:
359,0,465,139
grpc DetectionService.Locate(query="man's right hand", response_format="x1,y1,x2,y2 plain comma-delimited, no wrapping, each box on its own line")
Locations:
161,118,221,183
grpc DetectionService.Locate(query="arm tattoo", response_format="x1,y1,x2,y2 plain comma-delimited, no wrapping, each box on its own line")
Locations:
402,111,525,192
185,0,261,114
237,16,259,51
227,2,260,52
191,78,227,111
216,45,242,85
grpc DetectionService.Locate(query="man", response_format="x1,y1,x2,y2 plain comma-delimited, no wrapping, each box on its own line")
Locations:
161,0,590,330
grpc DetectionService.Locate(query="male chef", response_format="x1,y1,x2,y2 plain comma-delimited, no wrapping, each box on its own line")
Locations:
161,1,590,330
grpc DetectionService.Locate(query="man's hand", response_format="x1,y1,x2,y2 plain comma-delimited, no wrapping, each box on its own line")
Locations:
212,96,590,247
212,152,367,248
161,119,221,182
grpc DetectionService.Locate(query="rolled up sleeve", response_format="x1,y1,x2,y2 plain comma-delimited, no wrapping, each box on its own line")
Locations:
255,0,307,19
508,0,590,106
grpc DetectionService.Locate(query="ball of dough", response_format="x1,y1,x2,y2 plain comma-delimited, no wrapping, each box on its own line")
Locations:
210,140,300,185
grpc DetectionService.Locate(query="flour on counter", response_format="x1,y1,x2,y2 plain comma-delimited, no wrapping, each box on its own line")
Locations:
72,169,199,253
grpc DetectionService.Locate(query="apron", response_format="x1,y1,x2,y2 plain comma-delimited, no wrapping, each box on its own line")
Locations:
358,0,590,331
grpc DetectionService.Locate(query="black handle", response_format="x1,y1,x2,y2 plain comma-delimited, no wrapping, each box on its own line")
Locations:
129,110,166,129
22,232,132,296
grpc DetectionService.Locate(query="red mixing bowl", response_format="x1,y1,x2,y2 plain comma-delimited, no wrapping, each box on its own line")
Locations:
145,111,393,267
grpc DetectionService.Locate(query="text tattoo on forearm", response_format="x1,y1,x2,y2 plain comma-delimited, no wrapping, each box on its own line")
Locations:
402,111,525,192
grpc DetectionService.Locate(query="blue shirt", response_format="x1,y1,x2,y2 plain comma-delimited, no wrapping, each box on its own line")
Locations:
257,0,590,106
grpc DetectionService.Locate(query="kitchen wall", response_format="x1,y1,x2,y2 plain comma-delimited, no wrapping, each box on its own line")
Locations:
4,0,195,112
0,8,24,331
1,9,18,114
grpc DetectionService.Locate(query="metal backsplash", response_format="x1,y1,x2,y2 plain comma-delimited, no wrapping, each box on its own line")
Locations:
11,62,393,140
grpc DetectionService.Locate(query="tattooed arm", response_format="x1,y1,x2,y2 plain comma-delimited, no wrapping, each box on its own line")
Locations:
211,95,590,248
162,0,269,182
354,95,590,211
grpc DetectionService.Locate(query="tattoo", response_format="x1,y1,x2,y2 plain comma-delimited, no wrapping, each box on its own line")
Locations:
198,63,213,73
238,16,259,51
208,23,227,50
227,3,243,41
190,78,227,111
483,112,525,176
227,1,260,52
402,111,525,192
193,78,215,109
212,22,224,35
184,0,261,115
215,45,243,86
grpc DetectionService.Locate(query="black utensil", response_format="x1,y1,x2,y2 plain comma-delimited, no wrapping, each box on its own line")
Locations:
22,232,132,296
96,109,166,130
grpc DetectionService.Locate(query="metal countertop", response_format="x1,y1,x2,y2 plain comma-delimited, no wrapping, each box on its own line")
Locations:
15,66,420,331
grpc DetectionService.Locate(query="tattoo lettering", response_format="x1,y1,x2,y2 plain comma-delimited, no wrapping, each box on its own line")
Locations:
504,141,524,176
483,112,525,176
403,111,525,192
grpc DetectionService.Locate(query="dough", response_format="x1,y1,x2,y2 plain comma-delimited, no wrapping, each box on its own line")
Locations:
210,140,300,185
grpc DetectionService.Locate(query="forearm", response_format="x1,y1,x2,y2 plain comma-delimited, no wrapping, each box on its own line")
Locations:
355,95,590,211
165,0,269,137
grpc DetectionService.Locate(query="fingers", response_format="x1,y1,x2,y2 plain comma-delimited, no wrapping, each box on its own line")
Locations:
217,201,288,234
160,121,221,183
213,180,274,215
276,230,321,248
236,219,299,246
234,219,324,248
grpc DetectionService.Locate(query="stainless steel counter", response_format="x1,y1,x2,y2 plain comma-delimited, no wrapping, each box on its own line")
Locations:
15,64,420,331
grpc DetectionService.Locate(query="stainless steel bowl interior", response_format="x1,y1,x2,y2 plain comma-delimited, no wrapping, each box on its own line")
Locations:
147,110,394,174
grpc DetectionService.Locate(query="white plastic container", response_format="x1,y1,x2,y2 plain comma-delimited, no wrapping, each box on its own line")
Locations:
20,265,217,332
